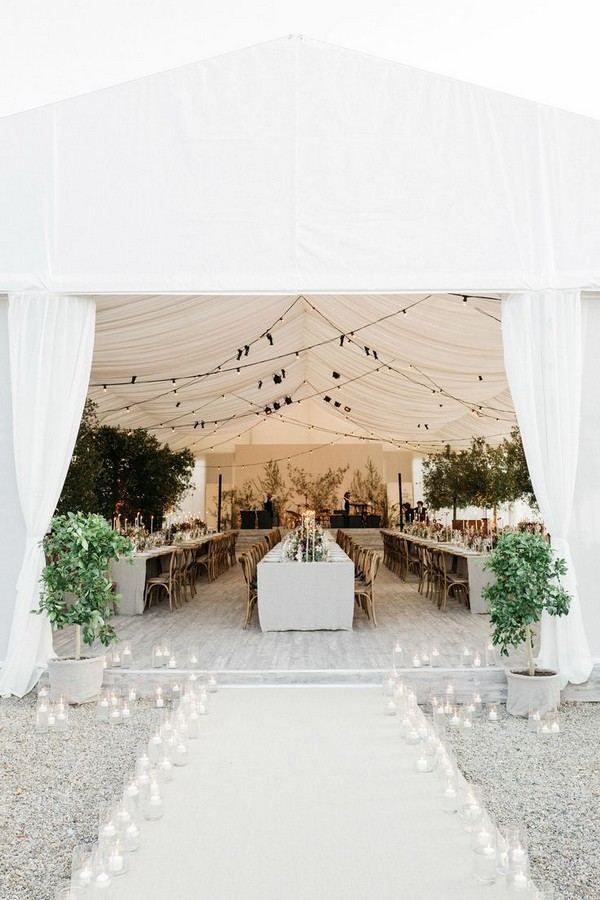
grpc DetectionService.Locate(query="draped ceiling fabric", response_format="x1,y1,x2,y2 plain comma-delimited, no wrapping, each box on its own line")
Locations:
89,293,512,454
1,37,600,684
1,36,600,295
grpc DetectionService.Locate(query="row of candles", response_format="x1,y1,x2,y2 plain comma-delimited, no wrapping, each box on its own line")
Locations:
52,674,217,898
383,677,563,737
390,641,498,671
382,674,555,896
104,640,219,681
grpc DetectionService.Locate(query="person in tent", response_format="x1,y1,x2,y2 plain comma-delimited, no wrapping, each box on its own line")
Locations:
402,502,414,524
415,500,427,522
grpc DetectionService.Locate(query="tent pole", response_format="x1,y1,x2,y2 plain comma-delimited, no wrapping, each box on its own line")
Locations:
217,473,223,533
398,473,403,529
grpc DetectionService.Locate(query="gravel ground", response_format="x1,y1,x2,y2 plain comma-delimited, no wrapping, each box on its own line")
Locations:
0,693,163,900
1,692,598,900
445,701,600,900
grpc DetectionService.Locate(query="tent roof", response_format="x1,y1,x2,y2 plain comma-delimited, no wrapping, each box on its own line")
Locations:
2,36,600,295
90,293,512,454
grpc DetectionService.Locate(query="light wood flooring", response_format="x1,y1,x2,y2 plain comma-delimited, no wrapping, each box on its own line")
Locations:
53,549,528,685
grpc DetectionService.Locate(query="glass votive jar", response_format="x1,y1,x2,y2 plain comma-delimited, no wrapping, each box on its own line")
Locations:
472,650,484,669
538,711,561,737
54,700,69,733
459,707,474,733
135,745,152,777
166,653,178,670
157,750,174,783
485,641,497,666
461,647,473,667
90,842,112,893
120,700,132,723
459,784,484,832
430,647,442,667
383,697,397,716
106,841,129,878
108,702,122,726
472,833,497,885
506,861,532,895
207,673,218,693
142,782,164,821
148,728,164,764
420,649,431,667
154,685,166,709
95,690,110,722
393,640,404,670
441,774,459,813
449,706,462,729
121,641,133,668
187,705,200,739
35,699,50,733
123,773,141,812
172,734,189,767
404,721,421,745
528,707,541,732
123,809,141,853
98,801,118,847
445,682,455,702
110,649,122,668
487,702,499,723
472,692,483,717
71,844,94,892
188,646,200,669
382,671,397,695
152,644,165,668
410,650,422,668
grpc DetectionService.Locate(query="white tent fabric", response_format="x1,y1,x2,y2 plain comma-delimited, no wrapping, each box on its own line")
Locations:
2,37,600,295
502,291,593,685
1,37,600,688
0,294,96,698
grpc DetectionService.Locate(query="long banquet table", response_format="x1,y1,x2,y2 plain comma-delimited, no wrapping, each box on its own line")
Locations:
382,530,494,614
111,536,216,615
257,541,355,631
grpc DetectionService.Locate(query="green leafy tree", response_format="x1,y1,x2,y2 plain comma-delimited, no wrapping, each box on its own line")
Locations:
93,426,194,523
287,463,349,511
38,512,134,658
57,400,103,515
482,532,570,675
350,458,386,509
422,430,536,518
255,460,292,517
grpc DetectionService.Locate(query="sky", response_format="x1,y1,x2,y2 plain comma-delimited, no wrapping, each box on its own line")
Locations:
1,0,599,119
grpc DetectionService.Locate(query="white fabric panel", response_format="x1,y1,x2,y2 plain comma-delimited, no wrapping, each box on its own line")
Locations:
569,295,600,659
0,294,96,698
502,291,593,685
0,300,27,662
1,37,600,293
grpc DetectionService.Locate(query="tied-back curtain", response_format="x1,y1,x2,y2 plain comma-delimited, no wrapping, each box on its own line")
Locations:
502,290,592,686
0,293,95,698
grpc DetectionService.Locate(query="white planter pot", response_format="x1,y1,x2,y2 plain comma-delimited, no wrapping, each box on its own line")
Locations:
505,669,561,717
47,655,105,704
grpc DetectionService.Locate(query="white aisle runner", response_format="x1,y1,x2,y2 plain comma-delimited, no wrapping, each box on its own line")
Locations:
113,688,505,899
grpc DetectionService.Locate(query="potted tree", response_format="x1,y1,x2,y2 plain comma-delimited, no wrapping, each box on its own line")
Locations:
37,512,134,703
482,531,571,716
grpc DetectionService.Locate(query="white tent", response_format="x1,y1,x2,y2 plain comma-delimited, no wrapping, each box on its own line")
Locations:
1,36,599,695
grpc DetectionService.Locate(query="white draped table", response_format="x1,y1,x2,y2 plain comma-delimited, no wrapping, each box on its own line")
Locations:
111,536,215,616
257,542,355,631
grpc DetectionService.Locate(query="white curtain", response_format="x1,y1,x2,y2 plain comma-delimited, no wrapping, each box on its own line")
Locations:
502,290,593,686
0,293,95,698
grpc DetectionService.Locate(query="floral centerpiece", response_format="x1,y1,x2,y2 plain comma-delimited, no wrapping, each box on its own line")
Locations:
282,512,330,562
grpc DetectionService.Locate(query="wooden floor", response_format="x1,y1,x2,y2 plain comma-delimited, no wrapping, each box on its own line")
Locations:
53,538,527,683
